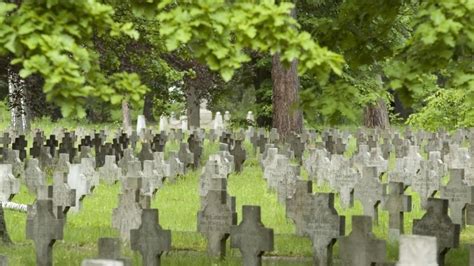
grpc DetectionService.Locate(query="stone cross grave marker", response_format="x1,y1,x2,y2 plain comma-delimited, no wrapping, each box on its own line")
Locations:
39,146,53,170
396,235,437,266
230,205,274,266
112,181,150,242
339,215,387,266
187,133,203,169
0,204,12,244
98,155,121,185
5,149,24,179
413,198,460,266
118,148,135,175
354,167,386,223
178,143,194,172
380,137,392,160
26,200,64,266
286,180,313,236
55,153,70,174
269,128,279,144
142,160,160,196
39,172,76,218
67,164,91,213
413,160,441,209
303,193,345,266
382,182,412,240
440,168,474,226
230,140,246,173
45,135,58,158
131,209,171,266
0,164,20,202
167,151,184,182
12,135,27,161
198,190,237,258
332,164,359,208
138,142,154,164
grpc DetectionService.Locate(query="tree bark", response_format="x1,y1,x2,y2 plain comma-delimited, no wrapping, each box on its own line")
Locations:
8,65,30,135
363,74,390,129
271,53,303,139
186,85,200,129
122,99,132,134
364,99,390,129
143,92,155,122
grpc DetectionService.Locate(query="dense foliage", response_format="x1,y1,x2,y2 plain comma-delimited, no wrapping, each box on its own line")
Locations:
0,0,472,130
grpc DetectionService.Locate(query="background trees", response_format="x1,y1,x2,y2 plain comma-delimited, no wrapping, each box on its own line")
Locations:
0,0,472,132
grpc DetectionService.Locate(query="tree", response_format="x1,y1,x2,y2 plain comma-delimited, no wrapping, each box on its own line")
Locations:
0,0,344,125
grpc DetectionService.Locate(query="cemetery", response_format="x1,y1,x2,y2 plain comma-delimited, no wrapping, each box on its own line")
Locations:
0,1,473,266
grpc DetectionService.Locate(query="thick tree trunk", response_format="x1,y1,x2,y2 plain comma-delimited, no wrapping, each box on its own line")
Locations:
122,99,132,134
143,92,155,122
364,99,390,129
363,74,390,129
8,65,30,135
271,53,303,139
186,85,200,129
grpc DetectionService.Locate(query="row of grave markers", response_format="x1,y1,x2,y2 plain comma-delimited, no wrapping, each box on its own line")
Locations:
0,126,473,265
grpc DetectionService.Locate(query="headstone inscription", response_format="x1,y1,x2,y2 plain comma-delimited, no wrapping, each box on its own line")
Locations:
197,190,237,258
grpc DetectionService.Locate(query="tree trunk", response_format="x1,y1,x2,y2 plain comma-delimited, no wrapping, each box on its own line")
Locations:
364,99,390,129
122,99,132,134
363,74,390,129
143,92,155,122
186,85,200,129
8,65,30,135
271,53,303,139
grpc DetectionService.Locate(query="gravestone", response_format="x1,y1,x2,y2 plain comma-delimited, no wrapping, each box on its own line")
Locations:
187,133,203,169
413,160,441,209
304,148,331,186
142,160,161,195
178,143,194,172
98,155,122,185
46,135,58,158
0,204,11,244
12,135,27,161
412,198,460,265
230,206,274,266
354,167,386,223
5,149,24,179
137,115,147,139
138,143,154,164
55,153,70,175
198,190,237,258
440,168,474,225
26,200,64,266
303,193,345,266
230,140,246,173
131,209,171,266
112,185,150,241
118,148,135,175
286,180,313,236
67,164,91,213
382,182,412,240
332,164,359,208
277,164,299,203
95,238,131,266
166,151,184,182
339,216,387,266
38,146,53,170
396,235,437,266
381,137,393,160
0,164,20,202
37,172,74,218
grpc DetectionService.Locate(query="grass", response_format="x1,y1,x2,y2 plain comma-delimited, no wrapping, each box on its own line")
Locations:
0,119,473,265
